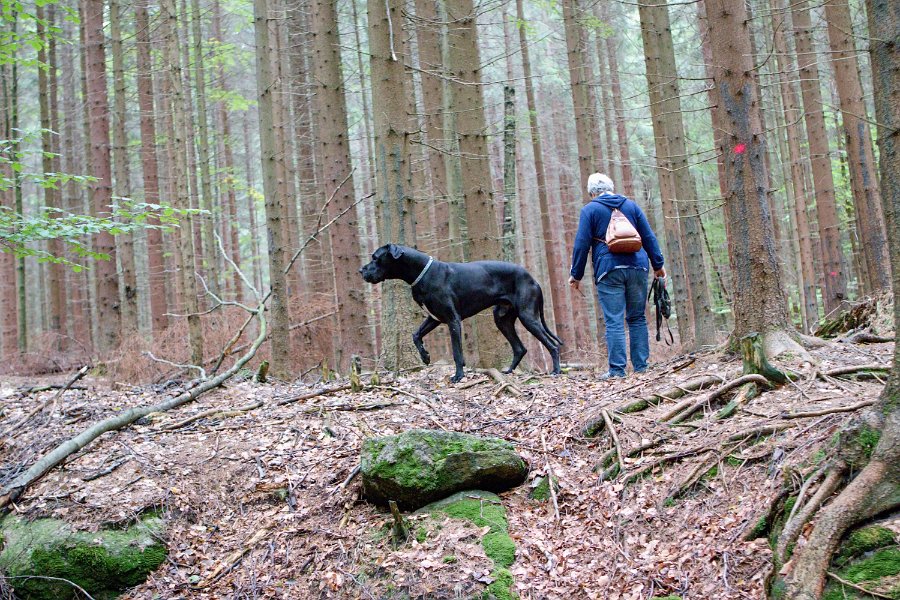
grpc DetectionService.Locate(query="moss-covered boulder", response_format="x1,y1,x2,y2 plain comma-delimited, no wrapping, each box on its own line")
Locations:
417,491,517,599
0,514,166,600
361,430,528,510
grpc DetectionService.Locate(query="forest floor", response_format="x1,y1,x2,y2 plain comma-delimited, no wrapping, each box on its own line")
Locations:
0,337,893,600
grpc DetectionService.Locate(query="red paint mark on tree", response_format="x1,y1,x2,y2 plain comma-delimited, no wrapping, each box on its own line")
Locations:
733,143,746,154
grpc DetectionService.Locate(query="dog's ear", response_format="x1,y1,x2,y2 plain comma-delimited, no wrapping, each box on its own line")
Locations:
389,244,404,260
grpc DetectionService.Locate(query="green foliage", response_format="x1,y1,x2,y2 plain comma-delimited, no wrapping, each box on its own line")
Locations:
484,568,516,600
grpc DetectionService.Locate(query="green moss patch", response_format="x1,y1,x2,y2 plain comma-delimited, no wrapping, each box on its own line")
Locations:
836,526,896,566
823,547,900,600
0,514,166,600
418,491,518,599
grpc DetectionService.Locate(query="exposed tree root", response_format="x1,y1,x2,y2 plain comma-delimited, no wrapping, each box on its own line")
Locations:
826,571,895,598
667,374,771,424
776,463,846,563
820,363,891,378
782,400,877,420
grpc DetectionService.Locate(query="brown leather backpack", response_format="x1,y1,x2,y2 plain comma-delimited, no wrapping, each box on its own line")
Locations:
605,208,642,253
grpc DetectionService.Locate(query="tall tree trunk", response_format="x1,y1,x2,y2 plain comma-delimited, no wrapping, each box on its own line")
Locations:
792,0,847,312
446,0,506,367
637,0,694,347
162,0,205,366
311,0,375,369
190,0,218,294
516,0,572,350
706,0,794,350
600,3,633,197
0,64,18,359
37,5,67,346
135,0,169,334
109,0,138,334
560,0,595,187
414,0,451,258
254,0,293,377
368,0,421,370
770,0,818,330
83,0,122,353
825,0,890,292
501,82,517,263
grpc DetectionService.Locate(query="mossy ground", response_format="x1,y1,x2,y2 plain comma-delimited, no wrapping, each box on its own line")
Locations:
823,542,900,600
0,514,166,600
418,491,517,599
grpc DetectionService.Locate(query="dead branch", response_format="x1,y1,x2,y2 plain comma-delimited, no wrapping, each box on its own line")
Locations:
194,523,273,588
277,384,353,406
1,365,90,439
81,456,132,482
726,423,795,442
162,400,264,431
781,400,877,419
601,410,625,475
669,374,771,424
330,465,361,496
476,368,523,396
667,451,719,501
541,432,560,523
298,401,399,413
826,571,894,599
0,304,268,511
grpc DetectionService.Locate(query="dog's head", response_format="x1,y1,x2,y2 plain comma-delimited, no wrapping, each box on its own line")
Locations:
359,243,405,284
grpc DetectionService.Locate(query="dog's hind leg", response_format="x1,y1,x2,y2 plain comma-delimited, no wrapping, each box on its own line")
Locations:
493,305,526,374
412,317,441,365
518,310,562,375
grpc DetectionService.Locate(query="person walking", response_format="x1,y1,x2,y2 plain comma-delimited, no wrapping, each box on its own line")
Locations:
568,173,666,379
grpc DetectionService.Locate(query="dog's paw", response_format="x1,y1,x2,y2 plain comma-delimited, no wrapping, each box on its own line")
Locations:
550,368,562,376
419,350,431,365
450,373,465,384
501,367,514,374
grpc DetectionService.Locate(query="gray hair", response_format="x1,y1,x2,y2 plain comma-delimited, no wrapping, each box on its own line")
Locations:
587,173,615,196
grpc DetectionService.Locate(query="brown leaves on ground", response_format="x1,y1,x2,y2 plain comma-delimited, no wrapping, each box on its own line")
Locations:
0,338,890,599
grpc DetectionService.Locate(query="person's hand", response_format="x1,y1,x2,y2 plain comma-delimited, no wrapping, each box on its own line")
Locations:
654,267,666,280
568,275,580,291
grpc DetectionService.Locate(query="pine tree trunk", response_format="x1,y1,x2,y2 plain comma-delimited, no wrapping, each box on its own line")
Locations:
83,0,121,353
515,0,572,351
414,0,451,258
311,0,375,369
368,0,421,371
254,0,293,378
501,84,517,263
444,0,506,367
770,0,819,330
825,0,890,292
637,0,694,347
706,0,792,342
561,0,595,187
0,63,18,359
37,6,67,345
599,3,633,196
109,0,138,335
135,0,169,333
792,0,847,312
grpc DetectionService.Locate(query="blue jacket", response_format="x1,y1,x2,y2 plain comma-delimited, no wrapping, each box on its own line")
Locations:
570,193,665,283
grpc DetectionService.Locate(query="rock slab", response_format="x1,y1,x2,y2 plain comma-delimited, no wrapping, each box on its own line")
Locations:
361,429,528,510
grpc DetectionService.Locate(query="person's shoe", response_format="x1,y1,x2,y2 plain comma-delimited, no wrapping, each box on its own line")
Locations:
598,371,626,381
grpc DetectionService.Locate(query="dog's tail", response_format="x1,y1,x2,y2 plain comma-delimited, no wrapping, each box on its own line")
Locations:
539,290,564,346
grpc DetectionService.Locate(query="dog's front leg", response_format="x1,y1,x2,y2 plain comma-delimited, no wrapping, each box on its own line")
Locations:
412,317,440,365
447,318,466,383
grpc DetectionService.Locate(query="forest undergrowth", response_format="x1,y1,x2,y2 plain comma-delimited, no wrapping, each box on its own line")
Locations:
0,335,894,599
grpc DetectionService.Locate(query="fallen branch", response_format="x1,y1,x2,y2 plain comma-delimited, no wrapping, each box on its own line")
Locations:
0,304,268,511
81,456,132,482
781,400,876,420
1,365,90,438
726,423,794,442
826,571,894,599
820,363,890,378
541,432,560,523
194,523,273,588
162,400,264,431
598,435,673,481
330,465,361,496
299,401,399,413
476,368,523,397
277,384,353,406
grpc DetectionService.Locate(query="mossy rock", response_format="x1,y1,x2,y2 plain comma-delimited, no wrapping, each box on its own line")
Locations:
361,430,528,511
417,491,517,599
0,514,167,600
823,546,900,600
838,414,884,470
529,476,558,502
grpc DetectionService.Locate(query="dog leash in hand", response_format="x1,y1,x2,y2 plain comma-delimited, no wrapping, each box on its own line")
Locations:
411,256,434,287
649,277,674,345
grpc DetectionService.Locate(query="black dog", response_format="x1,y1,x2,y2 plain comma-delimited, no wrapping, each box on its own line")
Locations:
359,244,562,382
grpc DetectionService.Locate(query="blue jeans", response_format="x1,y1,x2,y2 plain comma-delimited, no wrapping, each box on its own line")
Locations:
596,268,649,376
